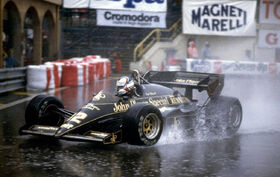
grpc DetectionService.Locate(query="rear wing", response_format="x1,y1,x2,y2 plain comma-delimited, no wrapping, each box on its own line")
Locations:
143,71,224,98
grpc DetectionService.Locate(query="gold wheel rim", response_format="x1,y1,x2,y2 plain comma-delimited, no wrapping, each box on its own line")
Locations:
142,113,161,139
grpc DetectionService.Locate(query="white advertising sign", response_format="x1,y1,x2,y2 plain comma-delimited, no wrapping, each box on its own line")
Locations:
259,0,280,24
186,59,280,75
183,0,257,36
90,0,166,12
97,10,166,28
63,0,89,8
258,30,280,48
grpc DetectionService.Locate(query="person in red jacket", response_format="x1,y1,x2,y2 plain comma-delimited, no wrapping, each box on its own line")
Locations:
116,59,122,73
111,52,122,73
187,41,198,59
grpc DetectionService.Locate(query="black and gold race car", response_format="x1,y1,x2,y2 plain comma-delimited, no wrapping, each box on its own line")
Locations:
19,70,242,146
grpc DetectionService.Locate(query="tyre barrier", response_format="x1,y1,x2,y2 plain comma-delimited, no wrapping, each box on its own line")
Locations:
27,65,59,90
27,56,111,90
61,64,88,86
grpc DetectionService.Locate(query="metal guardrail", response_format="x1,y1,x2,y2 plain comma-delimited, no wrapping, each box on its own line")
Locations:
0,67,27,94
133,18,182,62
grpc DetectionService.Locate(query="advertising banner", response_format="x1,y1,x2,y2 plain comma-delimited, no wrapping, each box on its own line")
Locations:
90,0,166,12
182,0,257,36
97,10,166,28
186,59,280,75
63,0,89,8
258,30,280,48
259,0,280,24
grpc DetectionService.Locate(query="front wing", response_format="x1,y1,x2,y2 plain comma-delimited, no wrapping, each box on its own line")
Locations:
20,125,122,144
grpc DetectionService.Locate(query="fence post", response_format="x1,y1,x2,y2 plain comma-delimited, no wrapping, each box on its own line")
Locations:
139,45,143,59
156,29,160,42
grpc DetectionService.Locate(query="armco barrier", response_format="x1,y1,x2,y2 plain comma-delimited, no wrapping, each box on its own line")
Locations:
0,67,27,94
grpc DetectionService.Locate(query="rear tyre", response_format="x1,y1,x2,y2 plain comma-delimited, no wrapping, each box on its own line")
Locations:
25,95,65,126
123,104,163,146
206,96,242,136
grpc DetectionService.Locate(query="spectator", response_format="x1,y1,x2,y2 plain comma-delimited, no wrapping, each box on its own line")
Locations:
200,41,212,60
5,49,18,68
111,52,122,73
187,41,198,59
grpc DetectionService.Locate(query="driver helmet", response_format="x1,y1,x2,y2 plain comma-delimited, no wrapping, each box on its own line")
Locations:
116,76,135,96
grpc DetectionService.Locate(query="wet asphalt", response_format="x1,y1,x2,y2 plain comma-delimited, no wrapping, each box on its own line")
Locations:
0,76,280,177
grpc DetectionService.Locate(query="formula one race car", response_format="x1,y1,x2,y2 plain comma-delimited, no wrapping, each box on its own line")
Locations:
19,70,242,146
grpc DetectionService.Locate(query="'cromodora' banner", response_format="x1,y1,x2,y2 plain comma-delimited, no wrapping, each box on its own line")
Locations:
183,0,257,36
97,10,166,28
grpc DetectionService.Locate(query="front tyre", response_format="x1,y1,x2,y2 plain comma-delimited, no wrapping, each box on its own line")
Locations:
25,94,65,126
124,104,163,146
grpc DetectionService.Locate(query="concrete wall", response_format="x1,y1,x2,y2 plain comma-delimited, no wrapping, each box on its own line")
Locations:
142,34,187,69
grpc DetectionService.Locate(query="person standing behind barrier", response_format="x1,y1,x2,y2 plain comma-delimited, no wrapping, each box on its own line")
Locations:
187,41,198,59
200,41,212,60
111,52,122,73
116,59,122,73
5,49,18,68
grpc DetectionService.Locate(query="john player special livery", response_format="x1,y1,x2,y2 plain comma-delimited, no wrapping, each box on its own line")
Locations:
19,70,242,146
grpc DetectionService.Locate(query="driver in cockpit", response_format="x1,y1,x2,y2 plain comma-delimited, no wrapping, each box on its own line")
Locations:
116,76,136,97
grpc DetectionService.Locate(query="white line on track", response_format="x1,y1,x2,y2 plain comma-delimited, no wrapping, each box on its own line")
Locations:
0,96,35,111
0,77,118,111
0,87,68,111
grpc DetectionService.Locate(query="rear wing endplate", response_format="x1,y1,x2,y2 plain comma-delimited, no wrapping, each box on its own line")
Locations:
143,71,224,98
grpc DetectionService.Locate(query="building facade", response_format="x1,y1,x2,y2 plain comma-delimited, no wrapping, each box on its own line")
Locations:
0,0,62,68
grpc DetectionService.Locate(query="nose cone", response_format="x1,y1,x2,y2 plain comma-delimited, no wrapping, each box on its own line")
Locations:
55,111,89,136
55,127,69,137
55,121,77,136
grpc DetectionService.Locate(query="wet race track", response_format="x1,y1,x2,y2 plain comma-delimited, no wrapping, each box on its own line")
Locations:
1,76,280,177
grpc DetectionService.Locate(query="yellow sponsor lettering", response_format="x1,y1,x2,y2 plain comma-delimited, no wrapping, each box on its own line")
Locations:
169,96,189,104
175,79,199,85
175,79,185,83
93,92,106,101
130,99,136,105
61,123,74,129
148,97,170,107
71,112,88,124
145,92,157,96
82,103,100,111
113,102,130,113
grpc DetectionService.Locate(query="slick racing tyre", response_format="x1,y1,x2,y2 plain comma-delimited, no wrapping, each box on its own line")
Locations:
206,96,242,136
25,95,64,126
124,104,163,146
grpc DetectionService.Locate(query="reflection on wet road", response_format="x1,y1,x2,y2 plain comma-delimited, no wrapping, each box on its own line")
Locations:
0,77,280,177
